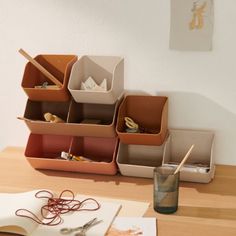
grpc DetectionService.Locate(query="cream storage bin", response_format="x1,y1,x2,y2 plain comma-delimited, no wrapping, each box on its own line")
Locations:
163,129,215,183
68,56,124,104
116,142,164,178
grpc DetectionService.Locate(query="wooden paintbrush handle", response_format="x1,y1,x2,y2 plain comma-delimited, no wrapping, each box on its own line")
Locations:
19,48,63,87
174,144,195,175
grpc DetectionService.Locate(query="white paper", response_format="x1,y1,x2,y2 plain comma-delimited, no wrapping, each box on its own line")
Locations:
87,195,149,217
0,191,149,236
106,217,157,236
0,191,121,236
31,196,121,236
0,190,50,235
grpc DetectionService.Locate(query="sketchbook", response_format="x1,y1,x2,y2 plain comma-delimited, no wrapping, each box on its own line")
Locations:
0,190,121,236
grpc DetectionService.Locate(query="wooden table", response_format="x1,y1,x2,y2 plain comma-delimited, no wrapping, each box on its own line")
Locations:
0,147,236,236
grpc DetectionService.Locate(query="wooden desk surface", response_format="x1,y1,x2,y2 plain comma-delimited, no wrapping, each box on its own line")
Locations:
0,147,236,236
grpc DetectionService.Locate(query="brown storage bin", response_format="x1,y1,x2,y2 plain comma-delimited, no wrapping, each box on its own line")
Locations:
21,98,120,137
68,56,124,104
25,134,118,175
22,99,71,135
66,99,121,137
163,129,215,183
21,54,77,101
116,142,164,178
116,95,168,145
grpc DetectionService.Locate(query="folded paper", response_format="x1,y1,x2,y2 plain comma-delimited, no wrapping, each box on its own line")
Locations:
81,76,107,91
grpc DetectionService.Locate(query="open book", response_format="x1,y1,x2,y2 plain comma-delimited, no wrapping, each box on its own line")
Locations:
0,190,121,236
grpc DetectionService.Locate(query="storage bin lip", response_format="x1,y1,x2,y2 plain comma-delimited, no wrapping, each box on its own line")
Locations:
22,120,114,127
21,54,78,89
25,156,116,165
116,131,164,136
80,54,123,63
117,162,156,169
68,122,114,127
69,88,113,93
168,128,214,134
122,95,168,100
118,142,165,148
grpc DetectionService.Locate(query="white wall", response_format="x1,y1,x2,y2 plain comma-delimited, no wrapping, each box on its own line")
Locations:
0,0,235,165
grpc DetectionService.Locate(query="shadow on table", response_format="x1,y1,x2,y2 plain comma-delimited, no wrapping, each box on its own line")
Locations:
176,205,236,221
180,174,236,197
39,169,153,186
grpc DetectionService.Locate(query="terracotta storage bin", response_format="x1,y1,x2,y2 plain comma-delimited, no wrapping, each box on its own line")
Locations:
163,129,215,183
116,95,168,145
25,134,118,175
21,54,77,101
68,56,124,104
116,143,164,178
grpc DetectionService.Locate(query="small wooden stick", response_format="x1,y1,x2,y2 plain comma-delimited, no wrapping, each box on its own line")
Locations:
17,117,31,122
17,117,40,122
19,48,63,88
174,145,195,175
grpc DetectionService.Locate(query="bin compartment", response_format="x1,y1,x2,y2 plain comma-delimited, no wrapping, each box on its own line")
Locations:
68,56,124,104
21,99,119,137
66,99,121,137
25,134,118,175
21,54,77,101
162,129,215,183
116,95,168,145
117,142,164,178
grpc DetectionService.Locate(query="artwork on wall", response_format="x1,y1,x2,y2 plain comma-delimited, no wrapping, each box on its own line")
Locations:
169,0,214,51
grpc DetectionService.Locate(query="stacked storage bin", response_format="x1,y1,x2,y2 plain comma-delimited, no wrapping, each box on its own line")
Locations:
115,96,215,183
20,53,215,182
116,95,168,178
21,54,124,175
162,128,215,183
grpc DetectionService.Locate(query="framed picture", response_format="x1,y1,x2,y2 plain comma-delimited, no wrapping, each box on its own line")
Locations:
170,0,214,51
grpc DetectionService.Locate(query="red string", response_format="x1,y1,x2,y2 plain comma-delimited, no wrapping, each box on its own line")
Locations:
15,190,100,226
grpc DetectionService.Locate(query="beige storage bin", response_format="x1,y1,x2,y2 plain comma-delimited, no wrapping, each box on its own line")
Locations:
116,142,164,178
68,56,124,104
163,129,215,183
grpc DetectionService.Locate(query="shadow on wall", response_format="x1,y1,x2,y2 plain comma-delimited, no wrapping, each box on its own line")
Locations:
157,91,236,165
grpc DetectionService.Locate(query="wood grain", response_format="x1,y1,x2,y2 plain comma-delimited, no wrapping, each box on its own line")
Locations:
0,147,236,236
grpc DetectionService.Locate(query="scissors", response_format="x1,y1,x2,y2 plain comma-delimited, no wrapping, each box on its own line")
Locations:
60,218,102,235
